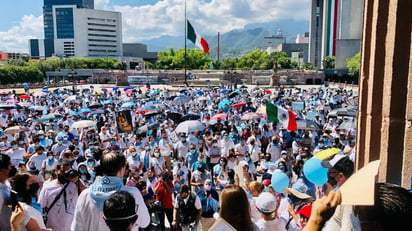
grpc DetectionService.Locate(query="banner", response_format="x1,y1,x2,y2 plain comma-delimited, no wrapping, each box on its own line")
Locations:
116,110,133,133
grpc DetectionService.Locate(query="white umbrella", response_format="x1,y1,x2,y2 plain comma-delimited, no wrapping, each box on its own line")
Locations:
4,126,29,135
175,120,205,134
71,120,97,129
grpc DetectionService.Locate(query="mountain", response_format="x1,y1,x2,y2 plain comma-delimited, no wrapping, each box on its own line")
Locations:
139,19,309,58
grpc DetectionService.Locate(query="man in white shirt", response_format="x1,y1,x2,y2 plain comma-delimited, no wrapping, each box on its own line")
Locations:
235,139,249,162
174,134,191,159
6,141,26,167
219,132,235,158
159,132,174,171
71,152,150,231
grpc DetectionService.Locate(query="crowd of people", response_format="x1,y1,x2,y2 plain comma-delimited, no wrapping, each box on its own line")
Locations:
0,83,410,231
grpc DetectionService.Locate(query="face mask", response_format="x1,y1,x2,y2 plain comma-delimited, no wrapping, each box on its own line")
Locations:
181,138,186,142
204,185,212,191
263,186,270,192
145,146,150,151
154,152,160,157
281,154,287,159
224,136,229,140
39,136,45,139
79,168,87,174
19,141,24,144
29,183,40,196
245,157,250,162
279,166,286,171
48,156,54,160
87,161,94,166
110,141,116,145
328,174,338,186
319,143,324,148
12,145,18,149
190,149,196,154
219,162,224,166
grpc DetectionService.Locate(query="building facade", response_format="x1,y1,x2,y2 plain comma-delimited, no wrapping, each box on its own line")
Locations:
52,6,123,57
43,0,94,57
309,0,362,69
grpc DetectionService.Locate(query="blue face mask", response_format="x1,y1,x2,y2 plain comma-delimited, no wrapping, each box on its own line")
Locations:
190,149,196,154
79,168,87,174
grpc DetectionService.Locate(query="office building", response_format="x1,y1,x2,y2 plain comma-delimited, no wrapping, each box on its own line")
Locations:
309,0,362,69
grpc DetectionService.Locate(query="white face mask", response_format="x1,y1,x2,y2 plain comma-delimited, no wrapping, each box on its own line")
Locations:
204,185,212,191
154,152,160,157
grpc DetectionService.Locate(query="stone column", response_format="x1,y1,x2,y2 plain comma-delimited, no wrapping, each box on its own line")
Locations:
356,0,412,187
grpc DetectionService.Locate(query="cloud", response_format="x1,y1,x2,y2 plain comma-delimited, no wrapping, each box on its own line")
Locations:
0,0,310,53
110,0,310,43
0,14,43,53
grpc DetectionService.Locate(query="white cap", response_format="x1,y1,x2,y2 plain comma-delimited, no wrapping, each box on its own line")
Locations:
255,192,277,214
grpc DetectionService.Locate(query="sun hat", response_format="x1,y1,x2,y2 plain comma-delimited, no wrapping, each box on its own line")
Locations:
321,154,352,174
255,192,277,214
283,182,313,202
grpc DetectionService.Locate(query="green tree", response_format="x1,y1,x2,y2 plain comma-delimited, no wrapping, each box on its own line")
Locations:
322,56,336,69
346,52,361,76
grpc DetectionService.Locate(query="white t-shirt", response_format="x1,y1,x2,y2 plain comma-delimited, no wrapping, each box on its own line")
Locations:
255,217,287,231
71,186,150,231
6,148,26,167
29,153,48,171
38,181,78,231
20,202,47,231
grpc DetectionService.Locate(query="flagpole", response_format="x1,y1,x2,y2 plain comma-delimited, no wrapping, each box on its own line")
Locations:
184,0,187,86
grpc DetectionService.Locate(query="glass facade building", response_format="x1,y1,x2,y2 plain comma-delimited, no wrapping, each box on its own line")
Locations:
43,0,93,56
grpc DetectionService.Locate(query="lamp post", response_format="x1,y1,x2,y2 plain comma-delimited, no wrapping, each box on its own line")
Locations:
68,69,77,93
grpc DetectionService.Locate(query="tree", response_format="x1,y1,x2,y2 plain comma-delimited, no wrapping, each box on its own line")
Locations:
346,52,361,76
322,56,336,69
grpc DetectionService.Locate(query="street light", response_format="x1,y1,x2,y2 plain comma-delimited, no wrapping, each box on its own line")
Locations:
68,69,77,93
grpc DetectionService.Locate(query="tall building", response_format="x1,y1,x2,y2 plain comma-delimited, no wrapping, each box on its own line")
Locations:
308,0,324,68
309,0,362,69
31,0,123,59
43,0,94,57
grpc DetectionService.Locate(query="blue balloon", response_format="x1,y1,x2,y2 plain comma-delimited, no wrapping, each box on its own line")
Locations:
303,157,328,185
271,171,290,193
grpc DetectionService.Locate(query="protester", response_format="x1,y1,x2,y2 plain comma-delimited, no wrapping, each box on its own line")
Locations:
0,154,12,230
217,184,257,231
11,173,47,231
103,191,138,231
71,152,150,230
172,184,202,231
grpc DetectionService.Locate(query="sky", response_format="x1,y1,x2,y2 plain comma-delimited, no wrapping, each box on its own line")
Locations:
0,0,311,53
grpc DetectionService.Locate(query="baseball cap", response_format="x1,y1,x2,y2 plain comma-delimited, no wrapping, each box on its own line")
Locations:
321,154,349,172
255,192,277,214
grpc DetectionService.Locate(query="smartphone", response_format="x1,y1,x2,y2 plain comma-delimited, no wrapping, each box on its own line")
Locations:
9,190,18,211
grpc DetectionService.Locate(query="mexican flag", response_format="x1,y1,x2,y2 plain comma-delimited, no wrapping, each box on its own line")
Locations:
187,20,209,54
266,102,297,131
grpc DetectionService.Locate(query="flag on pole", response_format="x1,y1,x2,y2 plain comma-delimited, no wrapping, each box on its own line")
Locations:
266,102,297,131
187,20,209,54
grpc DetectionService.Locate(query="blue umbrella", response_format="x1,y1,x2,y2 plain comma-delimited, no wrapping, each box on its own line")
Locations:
218,99,230,108
121,102,136,108
123,86,134,91
195,90,204,95
79,108,93,114
102,99,114,105
220,89,229,94
112,86,119,91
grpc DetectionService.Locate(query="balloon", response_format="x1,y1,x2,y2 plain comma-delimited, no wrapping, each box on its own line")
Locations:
271,171,290,193
303,157,328,185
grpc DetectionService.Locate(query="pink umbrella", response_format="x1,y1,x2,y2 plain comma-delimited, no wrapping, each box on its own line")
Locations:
6,99,18,103
125,89,133,94
211,113,227,121
241,112,261,121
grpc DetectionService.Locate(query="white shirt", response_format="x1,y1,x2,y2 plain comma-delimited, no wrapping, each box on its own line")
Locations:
38,181,78,231
29,153,48,171
6,148,26,167
71,186,150,231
